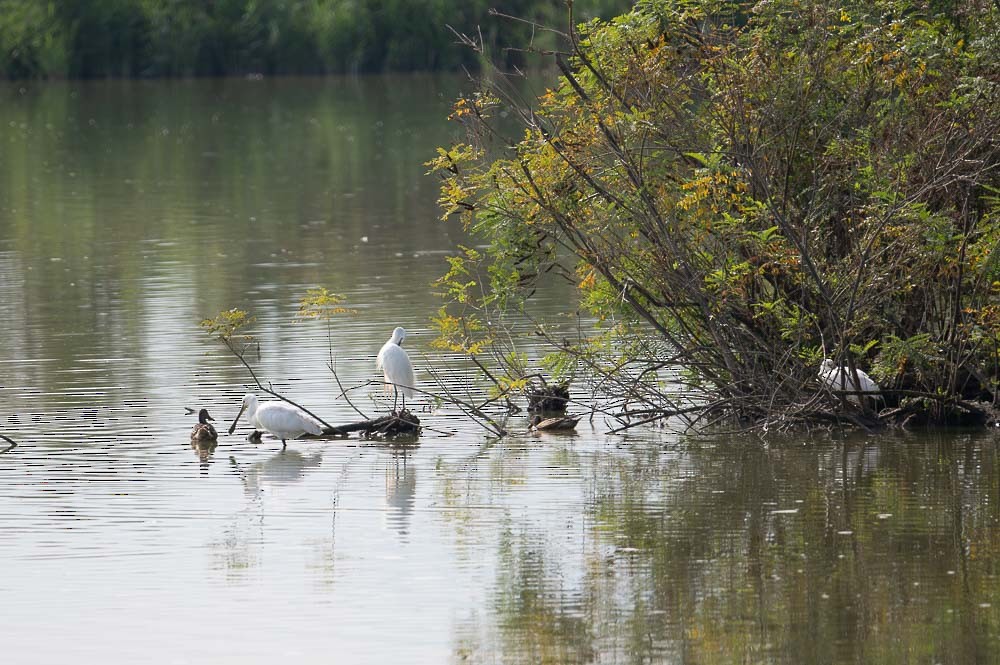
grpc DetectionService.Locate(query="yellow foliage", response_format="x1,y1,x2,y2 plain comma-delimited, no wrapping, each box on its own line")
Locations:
200,308,254,342
431,308,492,356
297,287,356,320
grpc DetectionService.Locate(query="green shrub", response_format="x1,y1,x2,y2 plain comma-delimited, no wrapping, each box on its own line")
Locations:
430,0,1000,428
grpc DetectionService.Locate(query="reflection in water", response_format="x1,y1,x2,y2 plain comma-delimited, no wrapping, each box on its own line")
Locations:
213,448,325,580
231,449,324,497
189,438,217,473
2,77,1000,663
447,432,1000,664
383,449,417,539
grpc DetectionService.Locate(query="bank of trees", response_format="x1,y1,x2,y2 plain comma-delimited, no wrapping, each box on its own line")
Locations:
430,0,1000,429
0,0,630,78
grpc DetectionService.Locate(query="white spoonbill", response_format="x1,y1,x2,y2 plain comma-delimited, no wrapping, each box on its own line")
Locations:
228,394,324,448
819,359,880,405
377,326,415,412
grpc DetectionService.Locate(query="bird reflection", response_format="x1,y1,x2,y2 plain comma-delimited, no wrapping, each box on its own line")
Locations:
384,450,417,539
841,439,883,484
190,439,218,473
233,448,324,496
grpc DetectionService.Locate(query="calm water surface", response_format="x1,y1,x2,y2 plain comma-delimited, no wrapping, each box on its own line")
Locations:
1,76,999,664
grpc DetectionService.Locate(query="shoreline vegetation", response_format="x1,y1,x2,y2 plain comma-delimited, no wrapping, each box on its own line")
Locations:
430,0,1000,432
0,0,629,79
8,0,997,434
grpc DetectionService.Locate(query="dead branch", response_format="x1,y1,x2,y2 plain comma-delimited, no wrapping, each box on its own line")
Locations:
327,360,371,420
219,335,335,430
310,410,421,438
605,401,728,434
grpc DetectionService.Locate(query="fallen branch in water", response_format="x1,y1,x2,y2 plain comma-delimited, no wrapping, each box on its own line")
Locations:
203,306,510,440
333,368,509,437
311,410,421,438
422,362,508,437
0,432,17,453
605,401,728,434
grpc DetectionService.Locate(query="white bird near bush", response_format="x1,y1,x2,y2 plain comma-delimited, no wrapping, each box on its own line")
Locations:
377,326,415,412
228,393,323,447
819,359,880,405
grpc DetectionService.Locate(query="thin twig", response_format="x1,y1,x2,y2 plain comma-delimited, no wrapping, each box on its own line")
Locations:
221,336,333,429
327,360,370,420
605,401,726,434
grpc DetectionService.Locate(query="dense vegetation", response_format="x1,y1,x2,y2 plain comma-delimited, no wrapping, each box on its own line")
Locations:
0,0,630,78
430,0,1000,429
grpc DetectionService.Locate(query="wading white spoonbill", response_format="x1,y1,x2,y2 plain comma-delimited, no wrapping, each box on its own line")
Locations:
377,326,415,412
228,394,324,448
819,359,880,405
190,408,218,442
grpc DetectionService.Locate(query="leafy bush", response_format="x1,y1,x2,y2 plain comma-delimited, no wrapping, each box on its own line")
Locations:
430,0,1000,428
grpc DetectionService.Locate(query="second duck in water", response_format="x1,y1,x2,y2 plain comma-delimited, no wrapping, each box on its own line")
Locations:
529,414,581,432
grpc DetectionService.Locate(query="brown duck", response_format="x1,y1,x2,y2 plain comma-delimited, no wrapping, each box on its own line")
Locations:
190,408,218,442
529,414,581,432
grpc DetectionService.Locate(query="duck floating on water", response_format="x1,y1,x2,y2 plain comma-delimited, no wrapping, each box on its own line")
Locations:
529,414,581,432
190,408,218,442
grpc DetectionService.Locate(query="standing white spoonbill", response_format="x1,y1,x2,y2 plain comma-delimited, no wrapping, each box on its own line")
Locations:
819,359,880,405
377,326,415,412
228,394,324,448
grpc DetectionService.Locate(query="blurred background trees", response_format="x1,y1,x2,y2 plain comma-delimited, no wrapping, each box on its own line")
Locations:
0,0,632,78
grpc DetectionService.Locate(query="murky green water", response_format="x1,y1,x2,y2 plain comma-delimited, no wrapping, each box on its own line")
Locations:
1,76,999,664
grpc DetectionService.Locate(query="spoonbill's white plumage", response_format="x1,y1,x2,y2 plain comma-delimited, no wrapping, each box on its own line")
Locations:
229,393,323,447
376,326,415,411
819,359,880,404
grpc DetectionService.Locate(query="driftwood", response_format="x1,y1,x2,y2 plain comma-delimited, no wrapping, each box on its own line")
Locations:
313,410,421,439
243,411,420,444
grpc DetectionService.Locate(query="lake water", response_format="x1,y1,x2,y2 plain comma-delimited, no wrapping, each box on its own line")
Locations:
1,76,999,664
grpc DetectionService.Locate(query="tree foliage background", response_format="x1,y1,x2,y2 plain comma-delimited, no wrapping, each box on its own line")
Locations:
430,0,1000,428
0,0,631,78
